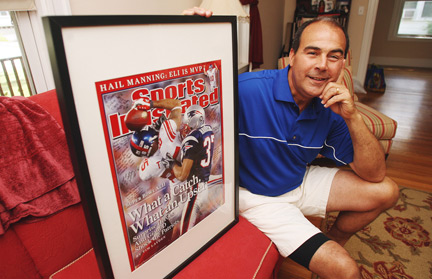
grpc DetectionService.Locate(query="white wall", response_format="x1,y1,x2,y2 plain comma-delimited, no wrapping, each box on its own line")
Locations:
369,0,432,68
258,0,285,69
69,0,201,15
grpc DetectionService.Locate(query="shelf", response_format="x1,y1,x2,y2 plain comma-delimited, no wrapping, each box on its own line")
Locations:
295,12,349,18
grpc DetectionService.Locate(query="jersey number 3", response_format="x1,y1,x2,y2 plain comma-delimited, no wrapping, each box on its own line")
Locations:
201,134,215,167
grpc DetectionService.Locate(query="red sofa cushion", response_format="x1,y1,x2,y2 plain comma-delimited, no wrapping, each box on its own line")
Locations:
174,216,281,279
13,204,92,278
51,216,281,279
50,249,101,279
0,227,41,279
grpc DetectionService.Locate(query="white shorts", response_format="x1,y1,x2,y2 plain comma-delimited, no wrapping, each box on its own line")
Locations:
239,165,338,257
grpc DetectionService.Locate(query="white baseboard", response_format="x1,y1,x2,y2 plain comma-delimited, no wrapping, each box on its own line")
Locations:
369,56,432,68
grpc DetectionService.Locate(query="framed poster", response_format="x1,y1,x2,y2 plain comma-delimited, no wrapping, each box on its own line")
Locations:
43,15,238,278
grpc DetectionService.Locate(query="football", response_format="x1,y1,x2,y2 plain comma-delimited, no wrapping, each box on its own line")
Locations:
125,108,149,131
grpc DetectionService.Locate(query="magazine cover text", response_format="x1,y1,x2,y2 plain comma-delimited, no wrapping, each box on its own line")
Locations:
95,60,225,271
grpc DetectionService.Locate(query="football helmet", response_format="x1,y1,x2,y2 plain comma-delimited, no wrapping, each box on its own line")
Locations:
184,105,205,131
130,126,158,157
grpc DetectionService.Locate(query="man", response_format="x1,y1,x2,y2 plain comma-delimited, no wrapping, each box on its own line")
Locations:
184,8,399,279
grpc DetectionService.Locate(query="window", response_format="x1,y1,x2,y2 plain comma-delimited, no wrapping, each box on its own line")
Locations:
0,11,33,96
0,0,71,95
390,0,432,40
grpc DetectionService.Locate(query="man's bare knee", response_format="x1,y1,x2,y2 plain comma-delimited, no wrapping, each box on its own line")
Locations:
377,176,399,209
309,241,360,279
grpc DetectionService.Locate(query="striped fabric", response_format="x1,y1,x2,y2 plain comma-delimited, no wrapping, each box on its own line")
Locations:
379,140,393,155
355,101,398,140
345,50,352,67
278,57,290,70
342,66,357,100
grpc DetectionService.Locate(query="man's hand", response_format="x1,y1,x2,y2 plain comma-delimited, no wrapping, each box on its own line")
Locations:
134,97,151,111
152,114,167,132
182,7,213,17
319,70,356,120
161,153,175,169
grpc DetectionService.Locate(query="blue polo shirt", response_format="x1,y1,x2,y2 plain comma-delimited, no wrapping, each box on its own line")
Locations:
238,66,354,196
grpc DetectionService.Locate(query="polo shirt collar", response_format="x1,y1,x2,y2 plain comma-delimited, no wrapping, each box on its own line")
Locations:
273,65,323,119
274,66,294,103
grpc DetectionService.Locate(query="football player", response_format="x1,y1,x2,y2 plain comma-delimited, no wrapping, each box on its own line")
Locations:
170,104,215,234
203,63,218,92
128,98,183,183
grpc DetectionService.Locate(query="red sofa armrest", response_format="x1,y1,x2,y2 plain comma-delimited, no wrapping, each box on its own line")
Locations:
29,89,64,128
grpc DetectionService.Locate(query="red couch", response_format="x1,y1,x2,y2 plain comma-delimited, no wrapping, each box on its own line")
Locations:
0,90,282,279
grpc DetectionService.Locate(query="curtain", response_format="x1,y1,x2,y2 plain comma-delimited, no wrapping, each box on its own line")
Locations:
0,0,36,11
240,0,263,69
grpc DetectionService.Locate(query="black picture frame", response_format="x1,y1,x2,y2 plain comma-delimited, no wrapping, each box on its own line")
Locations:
43,15,239,278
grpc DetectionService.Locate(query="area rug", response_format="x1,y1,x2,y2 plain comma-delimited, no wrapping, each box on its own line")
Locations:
319,186,432,279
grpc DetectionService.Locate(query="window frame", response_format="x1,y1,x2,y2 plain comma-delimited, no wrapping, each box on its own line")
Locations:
13,0,71,94
389,0,432,42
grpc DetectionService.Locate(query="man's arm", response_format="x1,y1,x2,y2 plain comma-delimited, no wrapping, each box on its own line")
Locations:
320,74,386,182
345,110,386,182
173,158,194,181
151,99,183,129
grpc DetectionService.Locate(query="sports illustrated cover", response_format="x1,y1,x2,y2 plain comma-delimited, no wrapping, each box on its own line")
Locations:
95,61,225,271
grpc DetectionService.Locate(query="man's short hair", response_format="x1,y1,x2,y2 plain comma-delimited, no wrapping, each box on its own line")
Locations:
291,17,350,59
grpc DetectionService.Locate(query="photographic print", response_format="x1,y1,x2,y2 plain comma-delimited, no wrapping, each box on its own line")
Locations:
43,15,238,278
96,61,225,270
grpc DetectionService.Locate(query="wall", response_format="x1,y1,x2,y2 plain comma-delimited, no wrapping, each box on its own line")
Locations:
258,0,286,69
347,0,369,77
69,0,201,15
68,0,253,69
369,0,432,68
68,0,390,74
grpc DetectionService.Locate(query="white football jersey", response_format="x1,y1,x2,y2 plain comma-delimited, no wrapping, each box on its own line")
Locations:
158,119,182,162
139,119,181,182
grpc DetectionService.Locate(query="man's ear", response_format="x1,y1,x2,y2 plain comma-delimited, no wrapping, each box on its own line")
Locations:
288,48,295,66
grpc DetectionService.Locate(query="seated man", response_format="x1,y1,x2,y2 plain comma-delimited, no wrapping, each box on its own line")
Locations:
185,8,399,279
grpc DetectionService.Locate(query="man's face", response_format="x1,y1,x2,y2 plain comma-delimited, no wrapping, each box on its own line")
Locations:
288,22,346,101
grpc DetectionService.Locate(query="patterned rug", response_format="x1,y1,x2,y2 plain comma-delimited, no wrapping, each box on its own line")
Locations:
320,186,432,279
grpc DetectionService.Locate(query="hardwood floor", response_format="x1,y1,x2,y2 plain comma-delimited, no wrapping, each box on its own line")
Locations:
357,67,432,192
277,66,432,278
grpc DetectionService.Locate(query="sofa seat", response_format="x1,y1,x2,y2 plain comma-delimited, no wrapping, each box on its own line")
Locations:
174,216,281,279
50,216,282,279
